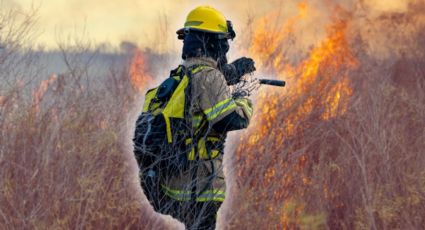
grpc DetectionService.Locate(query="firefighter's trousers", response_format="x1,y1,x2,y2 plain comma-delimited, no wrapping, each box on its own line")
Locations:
160,197,222,230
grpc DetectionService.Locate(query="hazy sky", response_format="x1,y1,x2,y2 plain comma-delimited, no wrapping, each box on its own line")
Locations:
6,0,276,51
4,0,411,52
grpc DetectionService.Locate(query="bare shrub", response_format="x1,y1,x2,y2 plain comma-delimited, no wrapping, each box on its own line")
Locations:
0,7,182,229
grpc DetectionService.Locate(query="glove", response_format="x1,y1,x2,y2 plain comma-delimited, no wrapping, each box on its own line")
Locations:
233,57,256,76
221,57,256,85
234,97,253,121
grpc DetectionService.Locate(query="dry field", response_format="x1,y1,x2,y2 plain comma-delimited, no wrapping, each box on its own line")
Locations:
1,1,424,229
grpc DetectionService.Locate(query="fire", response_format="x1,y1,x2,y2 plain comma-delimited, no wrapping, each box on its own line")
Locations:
249,2,308,71
293,21,357,121
245,9,357,138
129,49,154,92
234,2,358,227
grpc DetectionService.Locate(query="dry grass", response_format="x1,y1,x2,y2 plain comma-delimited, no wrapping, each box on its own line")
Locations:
1,1,425,230
223,58,425,229
220,2,425,229
0,7,182,230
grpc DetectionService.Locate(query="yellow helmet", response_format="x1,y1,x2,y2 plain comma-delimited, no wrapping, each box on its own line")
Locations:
177,6,235,40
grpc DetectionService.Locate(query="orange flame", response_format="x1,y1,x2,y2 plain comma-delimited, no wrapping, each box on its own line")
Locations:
250,2,308,71
246,7,357,138
129,49,154,92
235,2,358,226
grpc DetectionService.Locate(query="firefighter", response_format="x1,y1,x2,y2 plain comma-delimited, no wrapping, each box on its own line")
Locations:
158,5,256,229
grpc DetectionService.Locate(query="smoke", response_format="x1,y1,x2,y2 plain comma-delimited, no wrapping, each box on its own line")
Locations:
8,0,276,51
236,0,425,60
7,0,425,59
364,0,409,14
1,0,22,10
352,0,425,59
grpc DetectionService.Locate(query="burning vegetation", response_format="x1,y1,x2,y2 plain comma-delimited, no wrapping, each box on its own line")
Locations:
222,1,425,229
129,49,154,92
1,0,425,229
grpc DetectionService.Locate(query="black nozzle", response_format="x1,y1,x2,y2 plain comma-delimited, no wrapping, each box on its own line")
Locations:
259,79,286,87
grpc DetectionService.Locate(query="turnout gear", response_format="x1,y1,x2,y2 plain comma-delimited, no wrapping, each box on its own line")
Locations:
162,57,250,200
165,200,222,230
133,57,251,203
235,98,254,121
134,57,252,229
162,57,251,230
134,5,255,230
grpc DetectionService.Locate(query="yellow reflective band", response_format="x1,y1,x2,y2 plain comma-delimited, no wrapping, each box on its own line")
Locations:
196,194,225,202
204,98,231,115
204,98,237,121
235,99,253,117
191,65,210,75
207,136,220,142
161,184,225,202
198,189,225,202
162,186,191,201
235,99,249,109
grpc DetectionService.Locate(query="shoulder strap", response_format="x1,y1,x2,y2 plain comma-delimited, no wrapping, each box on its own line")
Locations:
169,65,184,77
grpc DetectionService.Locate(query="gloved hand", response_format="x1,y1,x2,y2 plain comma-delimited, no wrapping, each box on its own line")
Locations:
221,57,256,85
233,57,256,76
234,97,253,121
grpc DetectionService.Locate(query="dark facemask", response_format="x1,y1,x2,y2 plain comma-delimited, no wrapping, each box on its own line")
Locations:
180,24,250,85
182,31,229,63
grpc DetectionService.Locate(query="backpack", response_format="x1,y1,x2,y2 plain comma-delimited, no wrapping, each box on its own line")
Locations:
133,64,208,211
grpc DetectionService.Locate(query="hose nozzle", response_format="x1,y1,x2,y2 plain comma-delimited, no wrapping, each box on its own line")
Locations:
259,79,286,87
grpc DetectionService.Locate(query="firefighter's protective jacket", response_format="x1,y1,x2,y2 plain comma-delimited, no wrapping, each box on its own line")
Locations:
161,57,252,202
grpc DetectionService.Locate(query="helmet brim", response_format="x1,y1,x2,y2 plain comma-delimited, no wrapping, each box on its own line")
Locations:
176,27,231,40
